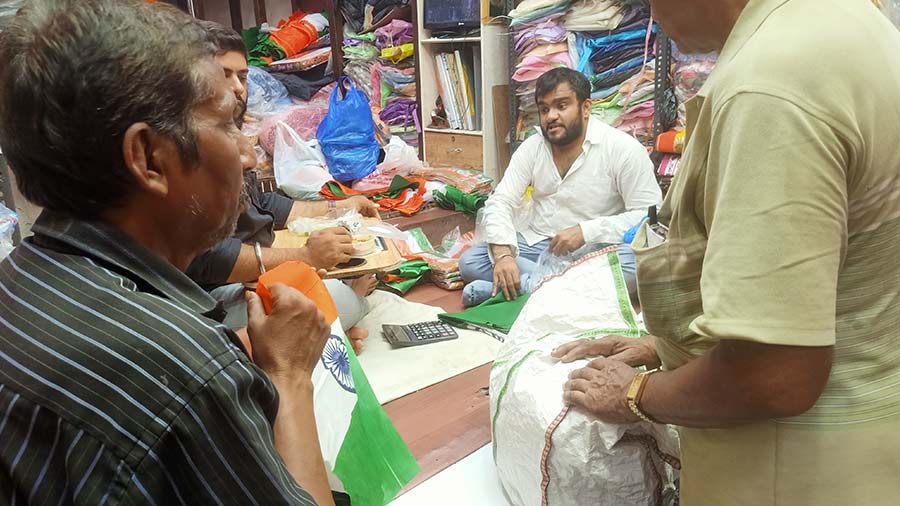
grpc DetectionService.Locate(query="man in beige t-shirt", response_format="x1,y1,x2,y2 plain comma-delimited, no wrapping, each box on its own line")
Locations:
551,0,900,504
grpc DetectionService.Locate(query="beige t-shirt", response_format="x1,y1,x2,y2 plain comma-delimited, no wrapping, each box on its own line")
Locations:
633,0,900,504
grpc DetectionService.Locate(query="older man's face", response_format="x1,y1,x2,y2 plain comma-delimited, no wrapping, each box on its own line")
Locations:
167,59,255,250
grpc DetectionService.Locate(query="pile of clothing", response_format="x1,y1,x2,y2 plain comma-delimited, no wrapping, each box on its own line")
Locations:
341,1,419,148
244,11,331,67
653,48,717,180
509,0,660,145
385,227,476,294
510,1,572,141
342,29,378,99
409,166,493,195
573,0,657,144
374,20,419,148
340,0,411,34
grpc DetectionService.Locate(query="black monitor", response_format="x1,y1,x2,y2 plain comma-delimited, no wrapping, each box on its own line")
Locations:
423,0,481,32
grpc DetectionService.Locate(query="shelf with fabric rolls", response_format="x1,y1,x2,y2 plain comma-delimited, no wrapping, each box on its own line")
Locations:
506,0,667,155
339,0,422,150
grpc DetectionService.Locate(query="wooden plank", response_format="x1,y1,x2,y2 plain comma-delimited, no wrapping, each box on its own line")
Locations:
492,84,512,179
329,0,345,78
228,0,243,31
253,0,267,25
383,364,492,493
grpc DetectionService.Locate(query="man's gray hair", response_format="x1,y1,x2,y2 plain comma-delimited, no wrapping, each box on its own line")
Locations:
0,0,216,218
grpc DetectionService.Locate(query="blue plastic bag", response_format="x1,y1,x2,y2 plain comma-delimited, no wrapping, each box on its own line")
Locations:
316,76,380,182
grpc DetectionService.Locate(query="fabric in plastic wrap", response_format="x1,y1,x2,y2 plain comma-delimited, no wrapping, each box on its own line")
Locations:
316,77,380,182
246,66,292,116
491,247,679,506
256,83,335,155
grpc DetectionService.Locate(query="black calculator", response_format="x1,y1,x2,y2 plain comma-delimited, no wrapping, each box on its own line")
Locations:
382,321,459,348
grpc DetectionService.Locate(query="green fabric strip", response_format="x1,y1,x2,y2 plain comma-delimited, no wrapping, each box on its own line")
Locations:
439,292,531,334
607,251,640,333
491,350,541,461
333,336,419,506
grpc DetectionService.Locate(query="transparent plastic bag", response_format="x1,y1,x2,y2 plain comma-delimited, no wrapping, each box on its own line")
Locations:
523,242,610,293
0,204,18,260
880,0,900,26
246,66,292,116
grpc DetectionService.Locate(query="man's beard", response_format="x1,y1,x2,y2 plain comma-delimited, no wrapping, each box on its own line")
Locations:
238,172,253,210
188,193,242,250
541,114,586,146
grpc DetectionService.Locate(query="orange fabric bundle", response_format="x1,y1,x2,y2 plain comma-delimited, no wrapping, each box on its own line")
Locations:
320,177,428,216
656,129,685,154
256,261,338,322
270,11,319,58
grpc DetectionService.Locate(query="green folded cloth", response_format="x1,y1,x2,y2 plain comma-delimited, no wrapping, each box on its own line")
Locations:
432,185,487,216
379,259,431,295
438,292,531,334
324,176,419,201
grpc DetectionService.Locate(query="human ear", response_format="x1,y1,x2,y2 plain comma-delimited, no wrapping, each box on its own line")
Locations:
122,123,171,198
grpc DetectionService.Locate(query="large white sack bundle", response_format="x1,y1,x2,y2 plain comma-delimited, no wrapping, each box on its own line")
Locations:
491,247,680,506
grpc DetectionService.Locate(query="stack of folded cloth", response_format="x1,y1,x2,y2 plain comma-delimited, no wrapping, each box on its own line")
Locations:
340,0,411,34
342,29,378,99
409,166,493,195
571,1,658,144
373,20,419,147
510,2,572,141
245,11,330,67
392,228,476,292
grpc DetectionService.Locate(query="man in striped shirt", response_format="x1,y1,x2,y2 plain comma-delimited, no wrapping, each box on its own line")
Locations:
0,1,335,504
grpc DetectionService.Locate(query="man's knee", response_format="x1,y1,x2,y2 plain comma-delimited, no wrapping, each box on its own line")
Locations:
459,244,490,283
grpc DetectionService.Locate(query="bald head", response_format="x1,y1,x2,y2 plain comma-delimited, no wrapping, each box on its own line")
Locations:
650,0,749,53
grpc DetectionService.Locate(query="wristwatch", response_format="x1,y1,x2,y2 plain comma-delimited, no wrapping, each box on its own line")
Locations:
626,369,659,423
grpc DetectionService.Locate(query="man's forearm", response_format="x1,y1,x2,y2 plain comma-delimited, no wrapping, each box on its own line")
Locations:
287,201,330,223
271,378,336,506
489,244,515,258
227,244,311,283
639,340,833,428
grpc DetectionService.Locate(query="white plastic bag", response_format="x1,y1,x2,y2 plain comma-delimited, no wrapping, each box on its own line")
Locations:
491,247,680,506
379,136,422,173
274,121,332,199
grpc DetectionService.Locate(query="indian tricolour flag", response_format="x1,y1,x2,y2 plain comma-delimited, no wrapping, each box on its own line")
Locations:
257,263,419,505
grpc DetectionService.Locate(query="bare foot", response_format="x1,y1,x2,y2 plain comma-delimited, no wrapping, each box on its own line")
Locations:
347,326,369,355
351,274,378,297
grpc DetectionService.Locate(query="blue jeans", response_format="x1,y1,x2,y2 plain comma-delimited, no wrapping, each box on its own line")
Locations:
458,234,637,307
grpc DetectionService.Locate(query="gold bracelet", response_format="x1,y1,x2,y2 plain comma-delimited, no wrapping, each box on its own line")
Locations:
494,253,514,264
626,369,660,423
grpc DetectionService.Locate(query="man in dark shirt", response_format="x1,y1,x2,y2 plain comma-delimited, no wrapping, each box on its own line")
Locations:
0,1,336,503
187,22,378,353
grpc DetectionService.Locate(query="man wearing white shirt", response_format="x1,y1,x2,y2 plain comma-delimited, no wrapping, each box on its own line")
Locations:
459,68,661,306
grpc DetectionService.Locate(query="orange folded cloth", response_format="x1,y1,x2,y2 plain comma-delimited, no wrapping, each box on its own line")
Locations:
256,261,338,321
656,129,685,154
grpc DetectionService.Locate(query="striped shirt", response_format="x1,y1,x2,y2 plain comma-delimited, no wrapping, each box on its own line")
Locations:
0,212,316,505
